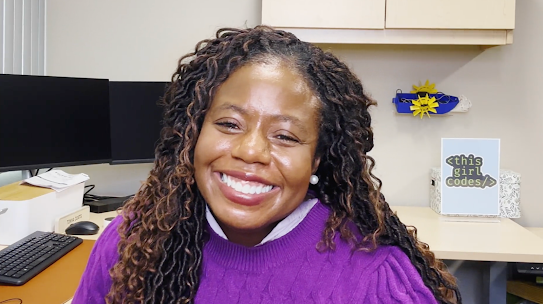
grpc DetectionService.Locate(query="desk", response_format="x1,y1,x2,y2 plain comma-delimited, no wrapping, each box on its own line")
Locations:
0,211,118,304
527,227,543,240
393,206,543,304
0,240,95,304
392,206,543,263
506,228,543,304
2,207,543,304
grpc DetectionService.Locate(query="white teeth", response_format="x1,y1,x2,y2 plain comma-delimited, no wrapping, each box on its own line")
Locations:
220,173,274,194
242,184,250,193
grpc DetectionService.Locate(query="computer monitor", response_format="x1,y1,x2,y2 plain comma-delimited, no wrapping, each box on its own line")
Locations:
0,74,111,172
108,81,169,164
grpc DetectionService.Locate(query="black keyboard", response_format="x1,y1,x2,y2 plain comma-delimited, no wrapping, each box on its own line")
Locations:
0,231,82,285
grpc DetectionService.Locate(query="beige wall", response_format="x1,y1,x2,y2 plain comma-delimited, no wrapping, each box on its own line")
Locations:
46,0,543,227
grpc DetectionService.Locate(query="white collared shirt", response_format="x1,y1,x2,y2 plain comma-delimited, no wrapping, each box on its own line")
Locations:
206,198,318,246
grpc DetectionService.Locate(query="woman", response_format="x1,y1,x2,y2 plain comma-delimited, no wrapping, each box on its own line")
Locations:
73,26,461,303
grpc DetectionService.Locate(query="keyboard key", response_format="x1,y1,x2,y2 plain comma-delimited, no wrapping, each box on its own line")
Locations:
29,261,40,268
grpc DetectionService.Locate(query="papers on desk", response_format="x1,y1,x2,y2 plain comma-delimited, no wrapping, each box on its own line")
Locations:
23,170,89,192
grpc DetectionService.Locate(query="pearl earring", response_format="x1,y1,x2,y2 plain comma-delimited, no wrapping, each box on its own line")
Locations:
309,175,319,185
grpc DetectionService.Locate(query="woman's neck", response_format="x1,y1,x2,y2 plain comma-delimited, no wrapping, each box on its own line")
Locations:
218,222,279,247
206,197,319,247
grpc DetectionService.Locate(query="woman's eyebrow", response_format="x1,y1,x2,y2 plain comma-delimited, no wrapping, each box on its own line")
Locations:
269,114,307,133
214,103,247,115
212,103,307,132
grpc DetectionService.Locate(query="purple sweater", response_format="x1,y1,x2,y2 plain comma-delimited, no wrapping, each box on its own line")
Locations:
73,201,438,303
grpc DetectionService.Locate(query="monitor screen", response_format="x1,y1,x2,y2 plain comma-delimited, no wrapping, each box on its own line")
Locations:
0,74,111,172
109,81,168,164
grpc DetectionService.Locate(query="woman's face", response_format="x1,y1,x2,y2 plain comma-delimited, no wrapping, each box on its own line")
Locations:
193,61,321,246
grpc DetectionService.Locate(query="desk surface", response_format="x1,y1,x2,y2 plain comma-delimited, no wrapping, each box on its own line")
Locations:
1,208,543,262
0,211,117,304
2,207,543,304
527,227,543,239
0,240,95,304
92,208,543,263
392,206,543,263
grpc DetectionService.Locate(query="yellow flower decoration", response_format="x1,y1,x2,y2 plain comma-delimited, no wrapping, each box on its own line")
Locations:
411,80,438,94
410,95,439,119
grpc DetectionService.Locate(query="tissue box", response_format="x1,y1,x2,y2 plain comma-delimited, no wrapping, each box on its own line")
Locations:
430,167,521,218
0,182,84,245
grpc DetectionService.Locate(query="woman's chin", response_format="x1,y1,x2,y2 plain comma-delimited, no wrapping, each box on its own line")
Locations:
218,215,271,232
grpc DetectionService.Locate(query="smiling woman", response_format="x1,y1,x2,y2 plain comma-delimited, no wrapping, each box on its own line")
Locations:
194,62,321,247
72,26,461,304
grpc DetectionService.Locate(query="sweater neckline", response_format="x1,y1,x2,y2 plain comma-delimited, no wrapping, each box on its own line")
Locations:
204,201,330,272
206,198,319,246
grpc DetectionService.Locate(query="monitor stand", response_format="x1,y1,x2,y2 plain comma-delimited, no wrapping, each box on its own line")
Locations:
84,195,132,213
21,170,31,180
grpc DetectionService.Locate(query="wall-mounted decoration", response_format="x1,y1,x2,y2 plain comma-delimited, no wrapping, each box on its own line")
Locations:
392,80,471,118
411,80,438,95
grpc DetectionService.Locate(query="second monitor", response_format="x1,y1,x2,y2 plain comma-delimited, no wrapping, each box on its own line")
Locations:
109,81,169,164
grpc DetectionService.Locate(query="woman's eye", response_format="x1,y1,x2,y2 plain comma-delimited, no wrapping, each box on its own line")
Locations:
216,122,239,129
277,135,299,143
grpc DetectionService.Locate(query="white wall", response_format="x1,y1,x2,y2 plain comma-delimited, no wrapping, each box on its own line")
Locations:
46,0,543,227
0,171,22,187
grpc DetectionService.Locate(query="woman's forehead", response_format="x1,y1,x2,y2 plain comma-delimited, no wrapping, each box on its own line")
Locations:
209,63,320,116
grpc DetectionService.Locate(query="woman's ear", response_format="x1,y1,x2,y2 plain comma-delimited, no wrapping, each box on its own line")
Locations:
312,157,321,174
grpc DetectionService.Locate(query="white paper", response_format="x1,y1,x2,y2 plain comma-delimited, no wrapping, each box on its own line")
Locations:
23,170,89,192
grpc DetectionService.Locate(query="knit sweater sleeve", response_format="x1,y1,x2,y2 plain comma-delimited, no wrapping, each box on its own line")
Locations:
72,216,122,304
364,246,439,304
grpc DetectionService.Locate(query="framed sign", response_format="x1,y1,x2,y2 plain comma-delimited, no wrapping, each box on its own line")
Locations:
440,138,500,216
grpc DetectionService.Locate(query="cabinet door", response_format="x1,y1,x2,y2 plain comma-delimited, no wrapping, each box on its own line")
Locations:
386,0,515,29
262,0,385,29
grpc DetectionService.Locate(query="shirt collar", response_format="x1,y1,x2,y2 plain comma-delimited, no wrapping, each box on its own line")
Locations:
205,198,319,246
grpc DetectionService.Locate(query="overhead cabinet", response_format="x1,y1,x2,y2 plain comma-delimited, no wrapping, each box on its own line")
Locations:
262,0,386,29
262,0,516,45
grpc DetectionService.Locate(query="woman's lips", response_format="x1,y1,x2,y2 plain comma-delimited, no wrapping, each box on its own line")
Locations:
214,172,278,206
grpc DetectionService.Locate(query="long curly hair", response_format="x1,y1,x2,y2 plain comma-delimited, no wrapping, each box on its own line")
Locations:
107,26,461,304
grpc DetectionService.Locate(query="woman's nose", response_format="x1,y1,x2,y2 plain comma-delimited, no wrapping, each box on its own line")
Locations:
230,129,271,165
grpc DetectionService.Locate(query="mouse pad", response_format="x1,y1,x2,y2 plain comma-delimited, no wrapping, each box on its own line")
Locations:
0,240,95,304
